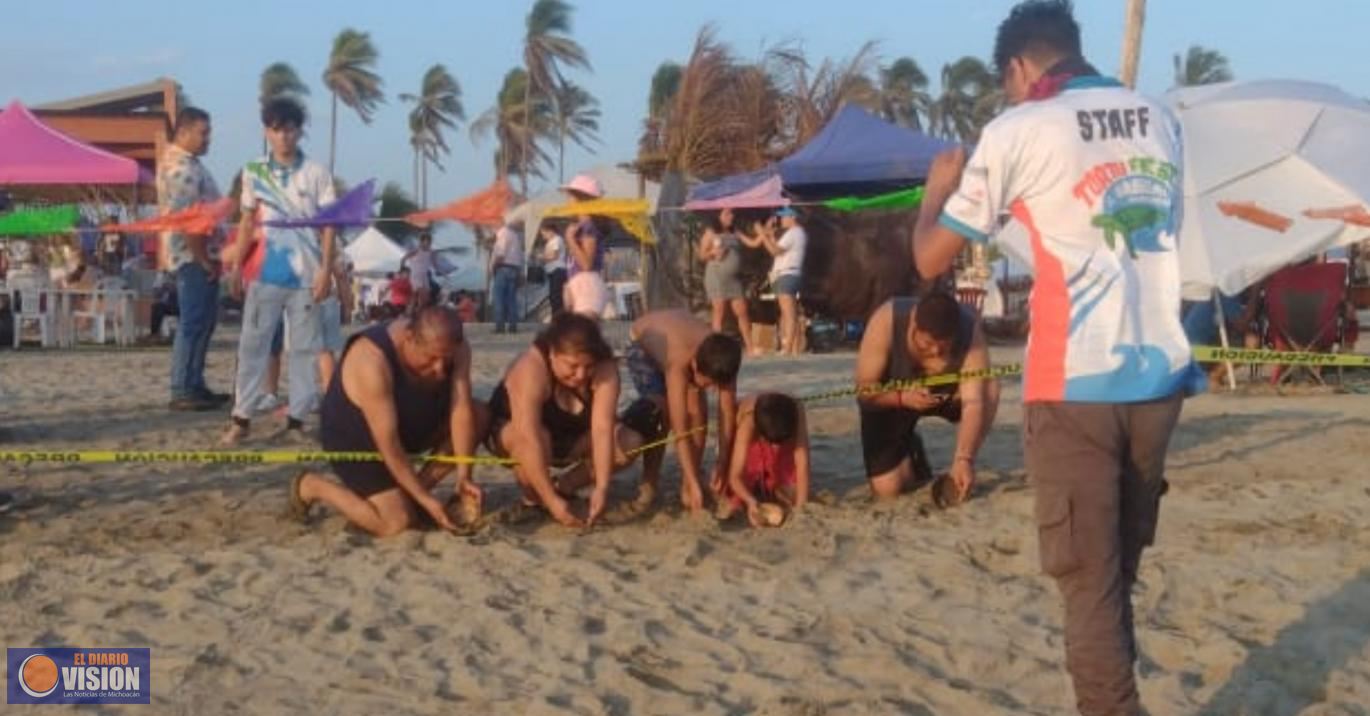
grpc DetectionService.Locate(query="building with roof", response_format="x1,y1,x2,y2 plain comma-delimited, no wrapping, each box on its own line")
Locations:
30,78,181,180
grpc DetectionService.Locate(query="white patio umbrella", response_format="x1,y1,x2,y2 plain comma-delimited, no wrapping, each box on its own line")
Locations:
995,79,1370,296
1167,79,1370,297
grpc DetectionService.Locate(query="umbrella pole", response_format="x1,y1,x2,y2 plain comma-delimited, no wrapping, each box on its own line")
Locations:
1213,290,1238,391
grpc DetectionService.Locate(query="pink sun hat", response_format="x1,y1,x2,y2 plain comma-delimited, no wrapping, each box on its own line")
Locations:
560,173,604,199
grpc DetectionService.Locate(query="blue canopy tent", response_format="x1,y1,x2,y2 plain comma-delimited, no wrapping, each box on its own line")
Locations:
779,105,956,196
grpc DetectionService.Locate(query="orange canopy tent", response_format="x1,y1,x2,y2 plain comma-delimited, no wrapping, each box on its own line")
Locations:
406,179,512,228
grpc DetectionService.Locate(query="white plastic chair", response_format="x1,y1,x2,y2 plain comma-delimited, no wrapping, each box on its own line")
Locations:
69,277,130,346
10,277,56,348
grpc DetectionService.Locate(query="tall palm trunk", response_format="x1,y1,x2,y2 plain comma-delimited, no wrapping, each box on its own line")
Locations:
421,158,429,208
329,91,339,174
522,76,532,198
558,128,566,183
412,148,420,201
1120,0,1147,89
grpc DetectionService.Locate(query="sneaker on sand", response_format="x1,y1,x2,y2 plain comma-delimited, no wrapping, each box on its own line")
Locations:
0,491,14,513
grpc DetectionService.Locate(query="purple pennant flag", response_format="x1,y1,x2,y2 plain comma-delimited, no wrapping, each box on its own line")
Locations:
264,179,376,228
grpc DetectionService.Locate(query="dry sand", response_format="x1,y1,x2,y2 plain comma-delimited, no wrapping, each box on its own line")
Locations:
2,325,1369,715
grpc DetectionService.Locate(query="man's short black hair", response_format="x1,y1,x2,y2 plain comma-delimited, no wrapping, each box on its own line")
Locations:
993,0,1082,77
695,333,743,384
914,291,963,342
411,304,464,346
754,393,800,444
174,107,210,136
261,97,306,129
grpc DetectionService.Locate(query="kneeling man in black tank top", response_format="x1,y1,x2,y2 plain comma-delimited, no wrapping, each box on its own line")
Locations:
289,305,482,537
854,291,1001,504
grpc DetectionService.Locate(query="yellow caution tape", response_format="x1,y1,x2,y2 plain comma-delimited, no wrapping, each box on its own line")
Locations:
4,346,1363,465
0,450,515,467
1192,345,1370,367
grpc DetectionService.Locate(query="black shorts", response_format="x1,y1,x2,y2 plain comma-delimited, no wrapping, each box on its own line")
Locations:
859,398,962,478
332,460,401,499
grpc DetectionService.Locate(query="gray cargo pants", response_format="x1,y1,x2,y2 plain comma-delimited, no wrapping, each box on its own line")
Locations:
1025,392,1184,716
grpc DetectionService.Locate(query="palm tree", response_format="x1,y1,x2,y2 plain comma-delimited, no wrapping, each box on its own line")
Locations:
769,40,881,147
472,68,553,188
521,0,590,194
551,82,601,182
322,28,385,175
401,64,465,207
652,25,788,178
879,57,932,131
407,114,439,206
259,62,310,107
1173,45,1233,87
375,181,420,245
638,62,683,171
649,63,683,119
259,63,310,154
930,56,997,142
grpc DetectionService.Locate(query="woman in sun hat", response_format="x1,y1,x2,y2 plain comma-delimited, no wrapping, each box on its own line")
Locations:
560,174,612,319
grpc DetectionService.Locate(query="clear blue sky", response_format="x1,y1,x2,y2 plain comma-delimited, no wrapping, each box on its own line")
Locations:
5,0,1367,229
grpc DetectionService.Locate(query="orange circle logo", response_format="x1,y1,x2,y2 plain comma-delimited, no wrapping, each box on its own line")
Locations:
19,654,59,698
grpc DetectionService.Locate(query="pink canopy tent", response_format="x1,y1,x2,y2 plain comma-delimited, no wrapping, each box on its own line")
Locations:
683,174,789,210
0,100,151,185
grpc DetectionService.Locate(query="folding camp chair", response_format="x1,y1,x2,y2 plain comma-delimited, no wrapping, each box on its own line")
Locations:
1262,261,1350,386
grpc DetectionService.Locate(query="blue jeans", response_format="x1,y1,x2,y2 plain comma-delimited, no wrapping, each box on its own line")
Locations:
492,265,521,330
231,281,322,422
170,263,219,399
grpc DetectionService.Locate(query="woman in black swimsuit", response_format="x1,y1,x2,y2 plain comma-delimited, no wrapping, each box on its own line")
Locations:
485,313,653,527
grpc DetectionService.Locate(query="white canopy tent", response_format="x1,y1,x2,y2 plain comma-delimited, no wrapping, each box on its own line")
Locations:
345,226,405,277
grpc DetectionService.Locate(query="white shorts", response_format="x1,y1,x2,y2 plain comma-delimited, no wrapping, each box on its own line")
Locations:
564,271,609,319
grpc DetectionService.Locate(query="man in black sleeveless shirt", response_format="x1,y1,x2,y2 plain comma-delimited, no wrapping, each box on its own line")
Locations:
290,306,481,536
854,292,1000,504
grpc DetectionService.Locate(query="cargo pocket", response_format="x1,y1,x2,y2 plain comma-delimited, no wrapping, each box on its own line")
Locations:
1036,493,1080,578
1135,478,1169,549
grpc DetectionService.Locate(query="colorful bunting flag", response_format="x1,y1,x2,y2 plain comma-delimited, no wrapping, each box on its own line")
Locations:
100,197,235,235
0,205,80,236
264,179,376,228
407,179,513,228
823,187,925,213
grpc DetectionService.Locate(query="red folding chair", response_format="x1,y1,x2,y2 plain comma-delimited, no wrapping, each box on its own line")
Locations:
1262,262,1350,385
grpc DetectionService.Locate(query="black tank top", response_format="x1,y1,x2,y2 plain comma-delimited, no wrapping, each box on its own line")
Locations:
883,296,975,397
487,347,592,442
321,322,453,453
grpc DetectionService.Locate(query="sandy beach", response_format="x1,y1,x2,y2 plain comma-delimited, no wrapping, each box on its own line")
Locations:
2,325,1369,715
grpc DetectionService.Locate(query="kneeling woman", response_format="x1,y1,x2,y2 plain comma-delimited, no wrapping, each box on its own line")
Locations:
485,313,660,528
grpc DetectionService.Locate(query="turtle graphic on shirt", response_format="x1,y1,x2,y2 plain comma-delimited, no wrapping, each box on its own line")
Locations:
1091,204,1168,259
